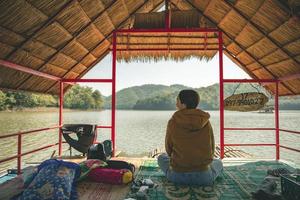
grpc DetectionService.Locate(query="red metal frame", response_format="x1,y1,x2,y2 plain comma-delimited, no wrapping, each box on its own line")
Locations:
112,31,117,157
279,129,300,135
96,126,112,129
114,48,219,51
59,81,63,156
223,79,278,83
117,28,219,33
275,81,280,159
219,31,225,159
280,145,300,153
225,144,276,147
221,77,300,159
224,128,275,131
0,126,61,174
17,134,21,174
1,16,300,174
62,79,113,83
0,59,73,85
221,79,281,159
111,27,221,158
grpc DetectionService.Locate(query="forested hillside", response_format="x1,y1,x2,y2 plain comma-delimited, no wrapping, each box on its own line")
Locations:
1,83,299,111
0,85,103,111
104,84,300,110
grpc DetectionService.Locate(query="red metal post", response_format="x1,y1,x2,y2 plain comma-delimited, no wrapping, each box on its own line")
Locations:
275,81,280,160
218,31,224,159
58,81,63,156
17,133,21,174
112,31,117,157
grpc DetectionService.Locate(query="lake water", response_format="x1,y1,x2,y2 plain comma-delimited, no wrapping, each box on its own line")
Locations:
0,110,299,172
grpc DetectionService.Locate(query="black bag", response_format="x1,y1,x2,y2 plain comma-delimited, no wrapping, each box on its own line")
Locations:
87,143,106,161
103,140,113,159
87,140,113,161
106,160,135,173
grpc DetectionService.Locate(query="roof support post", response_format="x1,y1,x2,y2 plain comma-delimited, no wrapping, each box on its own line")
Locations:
111,31,117,157
58,81,64,157
275,81,280,160
219,31,225,159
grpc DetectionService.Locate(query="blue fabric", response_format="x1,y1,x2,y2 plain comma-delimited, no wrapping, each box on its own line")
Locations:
157,153,223,186
18,159,80,200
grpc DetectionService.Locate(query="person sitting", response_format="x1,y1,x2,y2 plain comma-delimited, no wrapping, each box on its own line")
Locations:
157,89,223,185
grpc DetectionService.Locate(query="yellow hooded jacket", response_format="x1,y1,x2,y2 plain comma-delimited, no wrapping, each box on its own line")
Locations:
165,108,215,172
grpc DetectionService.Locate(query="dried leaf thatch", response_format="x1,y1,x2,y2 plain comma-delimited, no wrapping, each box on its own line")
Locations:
0,0,299,96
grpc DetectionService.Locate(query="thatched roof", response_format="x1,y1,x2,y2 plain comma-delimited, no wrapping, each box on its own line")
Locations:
0,0,299,96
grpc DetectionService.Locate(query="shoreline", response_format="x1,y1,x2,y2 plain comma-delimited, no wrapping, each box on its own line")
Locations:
1,107,299,113
0,107,104,112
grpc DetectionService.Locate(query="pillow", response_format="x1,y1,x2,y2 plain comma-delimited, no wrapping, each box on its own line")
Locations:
88,168,133,184
78,159,107,182
18,159,80,200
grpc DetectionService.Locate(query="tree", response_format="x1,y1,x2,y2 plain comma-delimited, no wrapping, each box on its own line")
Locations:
0,91,6,110
92,90,103,109
13,92,38,108
64,85,103,109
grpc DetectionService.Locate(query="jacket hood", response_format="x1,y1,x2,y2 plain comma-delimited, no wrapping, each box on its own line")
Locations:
172,109,210,130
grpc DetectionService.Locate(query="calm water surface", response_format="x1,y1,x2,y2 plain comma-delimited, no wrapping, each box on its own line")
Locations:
0,110,299,172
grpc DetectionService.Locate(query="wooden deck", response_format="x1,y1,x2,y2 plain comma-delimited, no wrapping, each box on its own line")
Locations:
0,146,253,200
74,146,253,200
149,145,253,159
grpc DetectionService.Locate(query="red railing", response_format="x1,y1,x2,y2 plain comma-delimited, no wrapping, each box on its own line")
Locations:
279,129,300,153
0,124,112,175
221,74,300,159
223,126,300,158
0,126,61,174
0,11,299,174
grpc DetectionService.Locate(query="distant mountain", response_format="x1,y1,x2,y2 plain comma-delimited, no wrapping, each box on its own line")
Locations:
104,84,189,109
103,84,300,110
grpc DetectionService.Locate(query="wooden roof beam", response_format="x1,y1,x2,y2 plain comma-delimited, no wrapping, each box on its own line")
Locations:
223,0,300,65
44,0,165,93
184,0,296,95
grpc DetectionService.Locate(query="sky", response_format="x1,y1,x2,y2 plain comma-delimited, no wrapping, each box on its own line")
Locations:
81,54,250,96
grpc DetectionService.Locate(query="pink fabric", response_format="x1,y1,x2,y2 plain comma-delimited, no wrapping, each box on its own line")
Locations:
88,168,129,185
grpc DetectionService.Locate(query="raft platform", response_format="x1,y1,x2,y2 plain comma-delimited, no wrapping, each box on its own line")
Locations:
0,146,297,200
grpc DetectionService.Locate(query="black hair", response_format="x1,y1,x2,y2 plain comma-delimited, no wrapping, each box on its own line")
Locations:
178,89,199,109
